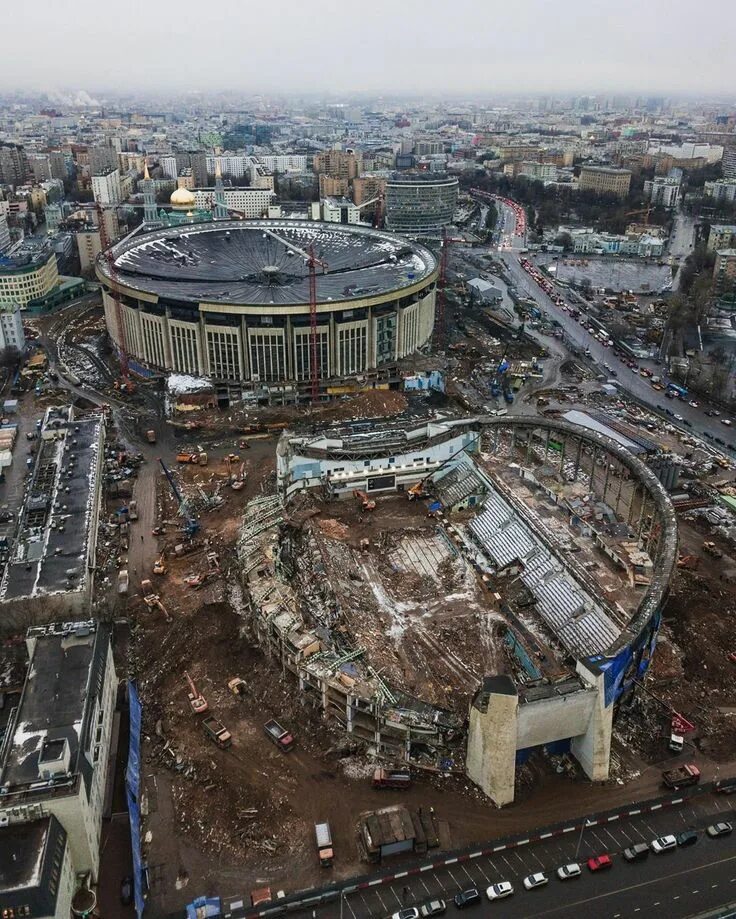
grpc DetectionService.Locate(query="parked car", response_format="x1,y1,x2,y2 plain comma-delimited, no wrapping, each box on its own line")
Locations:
391,910,419,919
486,882,513,901
721,419,732,426
588,854,613,872
523,873,548,890
677,830,698,847
623,843,650,862
419,901,446,917
556,863,581,881
120,876,133,906
705,409,720,417
454,888,482,909
650,835,677,854
707,822,733,838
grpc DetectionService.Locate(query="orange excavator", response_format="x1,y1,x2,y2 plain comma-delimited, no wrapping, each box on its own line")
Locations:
353,489,376,511
185,672,208,714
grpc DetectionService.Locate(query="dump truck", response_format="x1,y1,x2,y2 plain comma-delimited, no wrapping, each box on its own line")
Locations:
203,717,232,749
662,763,700,789
117,569,129,595
263,719,294,752
176,452,199,464
315,822,334,867
145,430,157,444
372,768,412,790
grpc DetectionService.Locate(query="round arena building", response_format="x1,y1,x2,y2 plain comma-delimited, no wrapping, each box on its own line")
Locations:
97,220,438,396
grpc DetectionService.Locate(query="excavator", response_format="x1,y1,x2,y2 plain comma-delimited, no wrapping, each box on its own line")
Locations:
185,672,208,714
353,489,376,511
231,462,246,491
153,553,166,575
407,481,425,501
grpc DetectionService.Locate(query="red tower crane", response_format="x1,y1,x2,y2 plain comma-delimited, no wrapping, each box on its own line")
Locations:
95,202,131,385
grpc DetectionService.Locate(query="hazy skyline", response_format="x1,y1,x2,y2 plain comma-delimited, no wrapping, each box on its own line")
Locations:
1,0,734,99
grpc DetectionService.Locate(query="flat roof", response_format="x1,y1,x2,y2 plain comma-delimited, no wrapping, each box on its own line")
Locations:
0,622,107,795
1,408,101,602
101,219,437,307
0,818,51,893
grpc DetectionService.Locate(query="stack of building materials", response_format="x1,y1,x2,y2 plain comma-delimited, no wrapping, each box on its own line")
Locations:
0,422,17,468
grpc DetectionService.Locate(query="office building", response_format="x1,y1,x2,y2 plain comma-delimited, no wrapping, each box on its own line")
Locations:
704,179,736,204
321,196,360,224
91,167,122,205
0,243,60,306
644,176,681,208
191,186,273,217
385,172,459,236
579,165,632,197
0,621,118,882
313,149,362,182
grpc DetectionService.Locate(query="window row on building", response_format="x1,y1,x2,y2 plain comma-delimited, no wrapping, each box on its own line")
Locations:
103,291,435,384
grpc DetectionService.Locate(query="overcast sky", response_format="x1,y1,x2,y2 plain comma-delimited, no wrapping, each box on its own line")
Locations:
2,0,734,99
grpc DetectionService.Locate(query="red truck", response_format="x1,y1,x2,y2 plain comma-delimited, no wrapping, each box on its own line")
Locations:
662,764,700,789
264,719,293,752
372,768,412,790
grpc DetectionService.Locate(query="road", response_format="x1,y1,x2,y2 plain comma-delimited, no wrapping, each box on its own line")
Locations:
499,252,736,451
287,790,736,919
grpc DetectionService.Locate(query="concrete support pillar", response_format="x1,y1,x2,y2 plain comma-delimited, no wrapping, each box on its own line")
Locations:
572,662,613,782
638,497,648,539
559,437,566,475
602,459,611,503
590,449,598,488
346,696,354,733
627,484,639,526
615,468,625,515
574,438,583,480
544,429,550,463
466,676,518,806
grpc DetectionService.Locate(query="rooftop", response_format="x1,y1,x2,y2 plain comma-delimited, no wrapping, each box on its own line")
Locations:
0,621,108,797
0,407,102,603
101,219,437,307
0,818,52,894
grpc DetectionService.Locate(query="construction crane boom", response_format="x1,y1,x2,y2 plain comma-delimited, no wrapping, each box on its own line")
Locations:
158,458,200,536
434,227,449,350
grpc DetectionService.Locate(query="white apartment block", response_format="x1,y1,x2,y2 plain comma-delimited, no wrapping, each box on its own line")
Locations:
644,176,681,208
257,154,308,173
91,168,122,205
704,179,736,204
192,187,274,217
0,302,25,351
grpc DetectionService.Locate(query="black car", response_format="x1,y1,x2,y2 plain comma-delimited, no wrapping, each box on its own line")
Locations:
677,830,698,847
120,876,133,906
454,888,482,909
683,419,693,428
716,437,726,446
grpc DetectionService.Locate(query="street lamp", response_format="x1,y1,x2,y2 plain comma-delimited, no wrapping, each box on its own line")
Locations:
575,817,591,860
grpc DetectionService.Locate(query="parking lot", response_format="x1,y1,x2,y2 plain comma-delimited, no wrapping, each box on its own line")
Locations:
284,789,736,919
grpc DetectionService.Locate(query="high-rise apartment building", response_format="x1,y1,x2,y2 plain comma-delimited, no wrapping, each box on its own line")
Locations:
313,149,362,182
578,165,632,197
88,145,119,175
643,176,681,208
91,167,122,205
0,143,29,186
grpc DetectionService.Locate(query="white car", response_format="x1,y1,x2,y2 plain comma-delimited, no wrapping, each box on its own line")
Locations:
523,872,549,890
650,835,677,853
486,881,513,900
689,401,699,408
556,863,582,881
721,419,732,426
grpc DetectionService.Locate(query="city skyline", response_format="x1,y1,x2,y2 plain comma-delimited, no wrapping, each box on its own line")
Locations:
1,0,734,98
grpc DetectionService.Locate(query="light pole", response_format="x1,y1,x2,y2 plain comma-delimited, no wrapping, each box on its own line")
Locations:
575,817,591,860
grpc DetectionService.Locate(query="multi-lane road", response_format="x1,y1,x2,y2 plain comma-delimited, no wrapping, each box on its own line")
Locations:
286,790,736,919
498,249,736,452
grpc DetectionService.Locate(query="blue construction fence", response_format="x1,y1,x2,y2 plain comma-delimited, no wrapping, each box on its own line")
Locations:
126,680,146,918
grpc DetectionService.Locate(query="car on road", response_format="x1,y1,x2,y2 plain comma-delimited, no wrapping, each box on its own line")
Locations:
689,401,699,408
556,863,582,880
721,419,732,426
716,437,726,446
486,881,513,901
623,843,650,862
419,901,446,917
588,854,613,872
707,822,733,838
454,888,482,909
677,830,698,847
523,873,549,890
674,413,684,421
705,409,720,417
704,431,714,439
650,835,677,854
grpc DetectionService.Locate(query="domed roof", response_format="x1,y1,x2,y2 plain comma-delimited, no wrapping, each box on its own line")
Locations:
170,186,196,209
